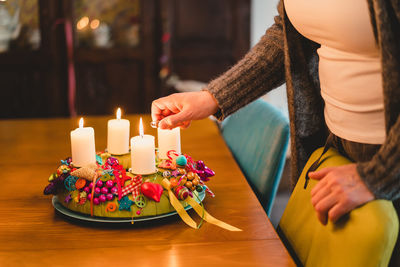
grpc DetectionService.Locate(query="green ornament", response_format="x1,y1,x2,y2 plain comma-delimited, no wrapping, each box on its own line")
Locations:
176,155,187,166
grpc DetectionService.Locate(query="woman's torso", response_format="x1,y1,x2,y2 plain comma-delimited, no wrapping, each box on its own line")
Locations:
284,0,385,144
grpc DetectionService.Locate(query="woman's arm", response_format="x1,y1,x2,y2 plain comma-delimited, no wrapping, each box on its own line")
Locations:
357,115,400,200
151,2,287,129
206,1,286,120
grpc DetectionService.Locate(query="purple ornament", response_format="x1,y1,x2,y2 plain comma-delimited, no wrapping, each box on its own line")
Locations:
88,193,92,200
204,167,215,177
89,182,93,189
101,187,109,194
196,160,205,170
106,193,114,201
171,170,180,177
111,186,118,195
96,180,103,187
99,194,106,203
194,160,215,181
94,187,101,195
83,186,91,194
93,198,100,205
105,180,114,188
64,194,72,203
106,157,119,166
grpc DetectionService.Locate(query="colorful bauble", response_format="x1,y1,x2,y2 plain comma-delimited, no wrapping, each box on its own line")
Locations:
94,187,101,195
174,186,189,200
101,187,109,194
110,186,118,195
83,186,91,194
96,180,103,188
105,180,114,188
99,194,106,203
176,155,187,166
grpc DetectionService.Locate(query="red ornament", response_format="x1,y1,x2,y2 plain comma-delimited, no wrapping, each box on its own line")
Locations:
141,182,163,202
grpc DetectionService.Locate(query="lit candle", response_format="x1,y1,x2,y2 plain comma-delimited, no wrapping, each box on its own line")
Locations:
157,127,181,159
130,118,156,174
107,108,130,155
70,118,96,167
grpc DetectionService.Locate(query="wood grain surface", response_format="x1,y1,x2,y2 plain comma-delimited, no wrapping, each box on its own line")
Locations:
0,115,294,266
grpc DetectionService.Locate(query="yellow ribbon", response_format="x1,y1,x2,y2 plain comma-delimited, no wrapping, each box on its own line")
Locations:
162,179,197,228
161,178,242,231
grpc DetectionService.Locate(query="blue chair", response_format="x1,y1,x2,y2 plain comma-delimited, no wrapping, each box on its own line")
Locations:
220,99,290,216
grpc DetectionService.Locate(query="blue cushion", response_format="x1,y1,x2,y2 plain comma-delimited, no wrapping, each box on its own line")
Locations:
221,99,290,215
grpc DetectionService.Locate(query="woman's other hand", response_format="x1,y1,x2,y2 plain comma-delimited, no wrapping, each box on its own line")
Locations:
151,91,219,129
309,164,375,225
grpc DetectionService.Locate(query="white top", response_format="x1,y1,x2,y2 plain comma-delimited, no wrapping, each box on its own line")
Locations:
284,0,385,144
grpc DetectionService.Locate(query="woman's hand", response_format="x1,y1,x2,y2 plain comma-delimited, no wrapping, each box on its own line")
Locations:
309,164,375,225
151,91,219,129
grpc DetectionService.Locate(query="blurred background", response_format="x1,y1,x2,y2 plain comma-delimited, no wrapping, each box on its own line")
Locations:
0,0,286,119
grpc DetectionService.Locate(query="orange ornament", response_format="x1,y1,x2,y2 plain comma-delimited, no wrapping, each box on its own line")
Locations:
170,178,178,187
75,178,87,190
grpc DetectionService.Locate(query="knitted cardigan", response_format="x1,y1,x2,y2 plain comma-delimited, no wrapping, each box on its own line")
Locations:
206,0,400,200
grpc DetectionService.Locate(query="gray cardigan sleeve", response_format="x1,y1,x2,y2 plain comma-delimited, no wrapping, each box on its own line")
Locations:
205,2,285,120
357,108,400,200
356,0,400,201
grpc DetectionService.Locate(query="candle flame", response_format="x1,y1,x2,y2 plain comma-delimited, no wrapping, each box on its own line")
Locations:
139,117,144,137
116,108,121,120
79,117,84,128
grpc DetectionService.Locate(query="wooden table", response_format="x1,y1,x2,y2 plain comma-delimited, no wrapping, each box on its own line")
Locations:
0,115,294,266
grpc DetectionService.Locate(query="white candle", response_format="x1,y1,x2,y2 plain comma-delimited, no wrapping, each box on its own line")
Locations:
157,127,181,159
107,108,130,155
130,118,156,174
70,118,96,167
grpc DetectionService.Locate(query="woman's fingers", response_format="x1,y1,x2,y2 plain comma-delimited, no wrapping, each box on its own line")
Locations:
179,121,191,129
328,203,349,223
151,91,219,129
151,100,166,122
159,109,191,129
311,181,330,206
309,167,335,180
311,174,328,197
314,193,338,225
310,164,375,225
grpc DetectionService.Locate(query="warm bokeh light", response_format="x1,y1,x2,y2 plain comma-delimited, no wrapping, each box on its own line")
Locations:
77,16,89,30
79,117,84,128
116,108,121,120
90,19,100,30
139,117,144,137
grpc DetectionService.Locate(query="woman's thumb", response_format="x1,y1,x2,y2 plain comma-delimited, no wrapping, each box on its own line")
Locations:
159,111,190,129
